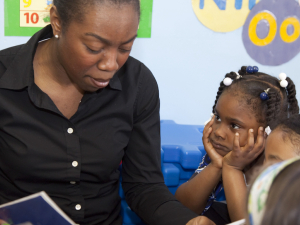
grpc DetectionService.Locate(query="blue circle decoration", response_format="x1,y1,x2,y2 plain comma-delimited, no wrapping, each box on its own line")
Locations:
260,92,269,101
253,66,259,73
242,0,300,66
246,66,254,74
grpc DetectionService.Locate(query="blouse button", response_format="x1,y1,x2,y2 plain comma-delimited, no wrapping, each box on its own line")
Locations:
70,181,76,184
72,161,78,167
75,204,81,210
67,128,74,134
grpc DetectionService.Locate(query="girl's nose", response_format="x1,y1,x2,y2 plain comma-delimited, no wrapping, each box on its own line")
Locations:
214,124,226,140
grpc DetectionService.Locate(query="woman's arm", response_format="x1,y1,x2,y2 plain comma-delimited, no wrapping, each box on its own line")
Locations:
175,118,223,214
122,64,199,225
222,128,265,221
175,163,222,214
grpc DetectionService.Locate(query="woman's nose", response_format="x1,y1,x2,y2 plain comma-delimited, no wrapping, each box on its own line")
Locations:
97,50,119,72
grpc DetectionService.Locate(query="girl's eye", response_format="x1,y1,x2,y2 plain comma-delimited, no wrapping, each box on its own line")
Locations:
231,124,240,129
214,114,221,122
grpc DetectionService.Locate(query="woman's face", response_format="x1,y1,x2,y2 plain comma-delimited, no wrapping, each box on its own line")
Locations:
53,3,139,92
264,129,298,164
210,92,263,156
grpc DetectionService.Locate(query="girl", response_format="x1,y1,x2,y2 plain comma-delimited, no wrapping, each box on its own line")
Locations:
175,66,299,225
264,114,300,164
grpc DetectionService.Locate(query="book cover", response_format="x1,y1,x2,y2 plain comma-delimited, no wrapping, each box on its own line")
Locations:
0,191,76,225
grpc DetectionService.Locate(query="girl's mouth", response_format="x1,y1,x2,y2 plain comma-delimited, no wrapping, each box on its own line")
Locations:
210,139,228,152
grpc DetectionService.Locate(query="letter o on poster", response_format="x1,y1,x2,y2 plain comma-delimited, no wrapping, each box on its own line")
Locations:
248,12,277,46
280,17,300,43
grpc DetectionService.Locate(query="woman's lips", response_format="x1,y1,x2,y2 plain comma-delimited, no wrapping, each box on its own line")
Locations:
90,77,110,88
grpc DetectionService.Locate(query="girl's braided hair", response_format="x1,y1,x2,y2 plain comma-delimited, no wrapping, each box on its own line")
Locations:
212,66,299,127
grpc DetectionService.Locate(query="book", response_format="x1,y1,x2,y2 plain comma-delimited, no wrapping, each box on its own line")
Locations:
227,219,246,225
0,191,76,225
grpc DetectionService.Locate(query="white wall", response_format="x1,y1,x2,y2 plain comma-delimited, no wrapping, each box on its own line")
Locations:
1,0,300,125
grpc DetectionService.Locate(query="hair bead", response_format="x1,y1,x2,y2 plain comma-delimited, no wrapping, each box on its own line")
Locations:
260,92,269,101
246,66,259,74
223,77,233,86
260,88,270,101
278,73,288,88
246,66,254,74
280,80,288,88
265,126,272,135
279,73,287,80
253,66,259,73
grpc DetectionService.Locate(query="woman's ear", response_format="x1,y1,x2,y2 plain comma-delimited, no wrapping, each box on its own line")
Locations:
50,5,62,37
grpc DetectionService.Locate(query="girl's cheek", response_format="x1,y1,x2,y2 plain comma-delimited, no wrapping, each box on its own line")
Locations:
210,125,216,137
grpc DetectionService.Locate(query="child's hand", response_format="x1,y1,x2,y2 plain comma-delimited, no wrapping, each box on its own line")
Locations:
223,127,265,171
202,116,223,169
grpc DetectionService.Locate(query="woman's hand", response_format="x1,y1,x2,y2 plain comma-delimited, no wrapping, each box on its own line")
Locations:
223,127,266,171
186,216,216,225
202,116,223,169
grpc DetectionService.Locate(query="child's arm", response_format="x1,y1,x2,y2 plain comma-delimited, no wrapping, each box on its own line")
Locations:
175,117,223,214
175,162,222,214
222,127,266,222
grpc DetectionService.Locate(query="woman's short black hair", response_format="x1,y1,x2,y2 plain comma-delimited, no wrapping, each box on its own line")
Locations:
212,66,299,127
53,0,140,29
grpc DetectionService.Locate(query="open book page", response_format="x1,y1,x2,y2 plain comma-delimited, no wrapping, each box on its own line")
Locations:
227,219,246,225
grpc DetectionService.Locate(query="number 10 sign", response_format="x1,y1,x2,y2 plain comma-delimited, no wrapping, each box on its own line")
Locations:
20,0,52,27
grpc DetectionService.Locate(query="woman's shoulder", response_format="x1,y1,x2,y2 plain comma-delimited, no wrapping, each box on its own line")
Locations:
0,44,25,74
118,56,157,89
0,44,24,57
124,56,153,76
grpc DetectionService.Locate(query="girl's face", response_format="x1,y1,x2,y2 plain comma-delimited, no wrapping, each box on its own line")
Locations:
264,129,298,164
210,92,263,156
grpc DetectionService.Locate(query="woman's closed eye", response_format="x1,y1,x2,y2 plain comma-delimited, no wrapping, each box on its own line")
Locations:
87,47,102,54
85,44,103,54
119,47,131,53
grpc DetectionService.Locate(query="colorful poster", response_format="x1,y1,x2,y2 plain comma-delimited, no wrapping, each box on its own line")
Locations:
5,0,153,38
242,0,300,65
20,0,52,27
192,0,260,32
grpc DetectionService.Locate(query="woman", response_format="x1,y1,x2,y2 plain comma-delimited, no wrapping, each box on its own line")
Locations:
0,0,212,224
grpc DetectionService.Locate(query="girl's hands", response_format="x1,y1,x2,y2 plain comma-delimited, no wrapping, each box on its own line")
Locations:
202,116,223,169
223,127,266,171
